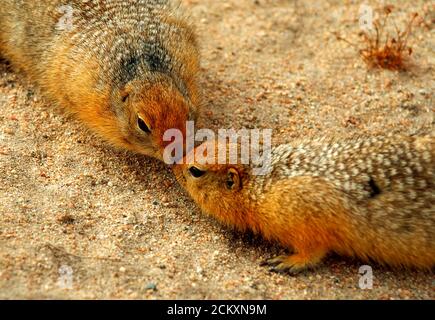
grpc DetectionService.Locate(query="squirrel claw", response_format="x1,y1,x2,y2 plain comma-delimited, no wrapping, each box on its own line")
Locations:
262,255,289,267
263,255,305,274
262,252,325,275
268,263,305,275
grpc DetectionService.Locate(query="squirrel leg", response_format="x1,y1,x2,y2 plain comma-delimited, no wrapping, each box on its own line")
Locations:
264,248,328,274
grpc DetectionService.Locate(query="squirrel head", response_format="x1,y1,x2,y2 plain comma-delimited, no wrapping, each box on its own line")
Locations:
173,140,254,230
112,77,196,159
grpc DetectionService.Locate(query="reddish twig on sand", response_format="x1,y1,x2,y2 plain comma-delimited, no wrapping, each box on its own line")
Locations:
336,5,422,71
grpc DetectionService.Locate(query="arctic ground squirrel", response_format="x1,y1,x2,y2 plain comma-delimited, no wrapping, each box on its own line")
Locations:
0,0,200,159
174,135,434,273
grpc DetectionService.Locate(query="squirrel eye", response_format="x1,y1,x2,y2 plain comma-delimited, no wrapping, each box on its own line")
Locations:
226,168,240,190
226,179,234,189
189,166,206,178
137,117,151,133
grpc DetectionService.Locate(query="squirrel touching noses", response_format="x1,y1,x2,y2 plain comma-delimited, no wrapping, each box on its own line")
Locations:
0,0,200,159
174,135,435,273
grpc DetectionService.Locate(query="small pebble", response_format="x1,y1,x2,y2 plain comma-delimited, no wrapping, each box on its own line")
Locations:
145,283,157,291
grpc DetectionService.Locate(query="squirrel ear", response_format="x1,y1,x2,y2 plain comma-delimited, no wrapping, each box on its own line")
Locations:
120,91,129,103
120,82,133,103
226,168,241,191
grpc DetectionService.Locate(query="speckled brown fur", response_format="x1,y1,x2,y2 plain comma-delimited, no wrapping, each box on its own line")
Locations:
0,0,201,159
175,135,435,273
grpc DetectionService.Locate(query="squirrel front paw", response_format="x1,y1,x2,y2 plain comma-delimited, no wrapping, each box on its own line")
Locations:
262,250,327,274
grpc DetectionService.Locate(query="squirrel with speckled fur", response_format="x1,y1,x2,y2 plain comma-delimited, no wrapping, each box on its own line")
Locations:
0,0,200,159
174,135,435,273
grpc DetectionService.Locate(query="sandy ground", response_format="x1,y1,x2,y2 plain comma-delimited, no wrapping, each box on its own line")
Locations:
0,0,434,299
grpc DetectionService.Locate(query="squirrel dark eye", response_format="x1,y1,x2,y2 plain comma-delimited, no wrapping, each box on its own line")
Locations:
189,166,206,178
121,94,129,103
137,117,151,133
226,168,240,191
